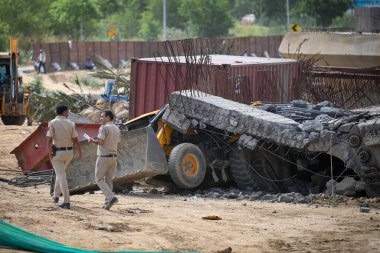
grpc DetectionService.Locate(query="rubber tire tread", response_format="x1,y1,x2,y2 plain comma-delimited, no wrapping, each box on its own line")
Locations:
168,143,206,189
229,150,258,190
1,115,25,125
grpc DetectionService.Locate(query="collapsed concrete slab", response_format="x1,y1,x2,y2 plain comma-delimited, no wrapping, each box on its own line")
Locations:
163,91,305,148
162,91,380,197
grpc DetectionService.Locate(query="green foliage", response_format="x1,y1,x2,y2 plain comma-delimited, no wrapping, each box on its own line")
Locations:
0,0,356,50
138,12,161,41
252,0,288,23
27,76,45,94
49,0,102,40
91,56,130,98
80,76,101,88
179,0,234,37
29,82,97,123
229,21,270,36
0,0,51,49
330,10,354,28
301,0,352,27
231,0,255,19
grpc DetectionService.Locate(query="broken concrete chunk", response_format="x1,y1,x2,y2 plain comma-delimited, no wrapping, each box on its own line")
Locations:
291,100,308,108
163,110,191,133
325,179,337,194
238,134,258,150
335,177,357,197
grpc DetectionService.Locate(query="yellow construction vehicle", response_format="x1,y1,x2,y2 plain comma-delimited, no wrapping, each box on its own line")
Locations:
0,39,30,125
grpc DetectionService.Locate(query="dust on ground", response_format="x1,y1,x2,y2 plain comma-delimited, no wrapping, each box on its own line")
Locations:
21,66,104,95
1,123,380,253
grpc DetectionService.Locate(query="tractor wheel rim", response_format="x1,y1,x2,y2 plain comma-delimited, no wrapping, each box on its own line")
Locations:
182,154,199,177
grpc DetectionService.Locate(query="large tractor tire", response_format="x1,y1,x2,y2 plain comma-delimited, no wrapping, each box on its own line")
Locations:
168,143,206,189
1,115,26,125
229,150,258,190
229,148,288,192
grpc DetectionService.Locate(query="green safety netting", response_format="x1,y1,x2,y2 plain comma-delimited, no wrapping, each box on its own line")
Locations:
0,220,197,253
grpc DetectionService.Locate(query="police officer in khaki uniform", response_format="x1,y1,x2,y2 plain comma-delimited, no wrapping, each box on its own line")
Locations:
89,110,120,210
47,105,82,209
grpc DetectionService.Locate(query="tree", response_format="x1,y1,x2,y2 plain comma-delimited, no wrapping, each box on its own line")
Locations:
49,0,102,40
231,0,255,19
299,0,351,27
179,0,234,38
138,11,161,41
146,0,187,31
0,0,51,49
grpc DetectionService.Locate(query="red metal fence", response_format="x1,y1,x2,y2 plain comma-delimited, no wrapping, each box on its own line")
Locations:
32,36,283,70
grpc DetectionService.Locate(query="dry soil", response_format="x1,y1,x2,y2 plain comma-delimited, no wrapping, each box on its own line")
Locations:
0,70,380,253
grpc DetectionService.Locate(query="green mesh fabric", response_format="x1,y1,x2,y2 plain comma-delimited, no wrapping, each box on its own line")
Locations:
0,220,196,253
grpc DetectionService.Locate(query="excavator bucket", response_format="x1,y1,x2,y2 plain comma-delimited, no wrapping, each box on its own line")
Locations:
67,126,169,194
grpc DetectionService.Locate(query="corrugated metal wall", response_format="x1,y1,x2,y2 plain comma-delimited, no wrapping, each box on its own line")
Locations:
129,58,304,119
32,36,283,71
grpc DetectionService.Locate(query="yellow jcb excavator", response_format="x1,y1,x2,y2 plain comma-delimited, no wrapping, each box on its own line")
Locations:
0,39,30,125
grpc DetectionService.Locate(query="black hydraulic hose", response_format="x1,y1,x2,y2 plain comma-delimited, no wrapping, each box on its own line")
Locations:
148,105,167,127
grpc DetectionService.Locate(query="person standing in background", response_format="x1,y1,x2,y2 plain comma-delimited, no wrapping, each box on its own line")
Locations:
38,49,47,73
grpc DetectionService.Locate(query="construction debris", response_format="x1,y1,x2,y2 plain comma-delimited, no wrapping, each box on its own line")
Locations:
163,91,380,197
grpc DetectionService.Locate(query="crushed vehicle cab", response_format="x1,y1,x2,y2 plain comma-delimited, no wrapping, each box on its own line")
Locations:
0,39,30,125
65,91,380,197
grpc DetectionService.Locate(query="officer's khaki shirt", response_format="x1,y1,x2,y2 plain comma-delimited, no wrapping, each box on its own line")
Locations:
46,116,78,147
97,122,121,156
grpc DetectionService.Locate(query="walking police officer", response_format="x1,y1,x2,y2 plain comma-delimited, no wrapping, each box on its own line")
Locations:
88,110,120,210
47,105,82,209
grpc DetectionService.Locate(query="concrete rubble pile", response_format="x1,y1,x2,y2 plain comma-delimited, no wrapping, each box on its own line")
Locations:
163,91,380,197
81,98,129,123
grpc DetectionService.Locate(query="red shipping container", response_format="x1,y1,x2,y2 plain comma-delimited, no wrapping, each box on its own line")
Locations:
129,55,303,119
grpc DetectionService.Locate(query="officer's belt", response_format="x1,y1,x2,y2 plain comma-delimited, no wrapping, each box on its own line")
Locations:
100,154,117,158
55,147,73,151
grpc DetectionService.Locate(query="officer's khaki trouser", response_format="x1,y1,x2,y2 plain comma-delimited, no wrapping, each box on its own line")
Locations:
95,157,117,201
52,150,73,203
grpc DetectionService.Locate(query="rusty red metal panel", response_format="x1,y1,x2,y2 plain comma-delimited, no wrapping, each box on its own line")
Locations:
33,36,286,68
134,41,144,58
86,41,95,58
59,42,69,69
101,42,111,64
110,41,118,67
256,37,264,57
10,123,100,174
77,41,86,68
126,41,135,59
118,41,127,61
249,37,256,56
129,55,302,119
93,41,102,56
148,41,159,57
141,42,149,58
32,43,40,61
69,42,79,64
49,43,60,65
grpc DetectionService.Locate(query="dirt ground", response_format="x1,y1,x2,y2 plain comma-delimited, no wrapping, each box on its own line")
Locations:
1,70,380,253
21,66,104,95
1,125,380,253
